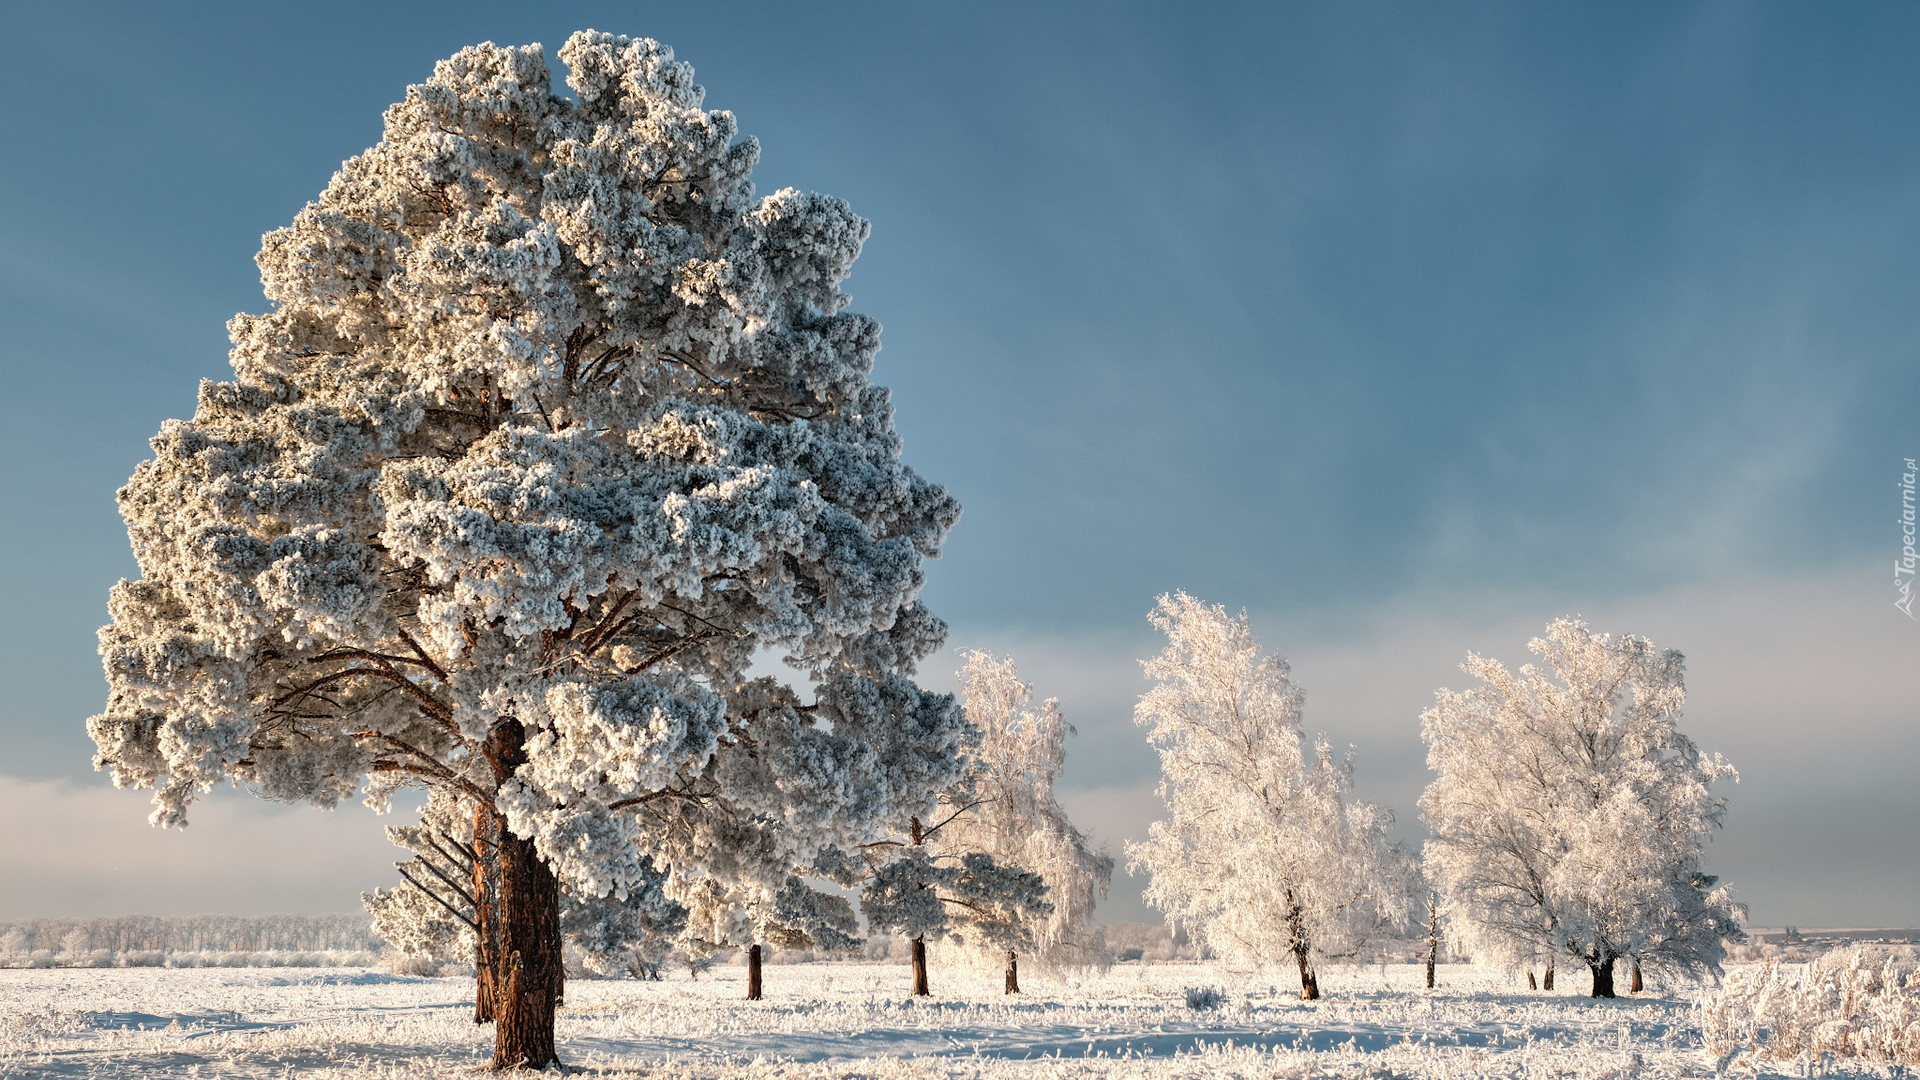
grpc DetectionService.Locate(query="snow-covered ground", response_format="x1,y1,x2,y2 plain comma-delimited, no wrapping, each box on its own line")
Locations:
0,961,1845,1078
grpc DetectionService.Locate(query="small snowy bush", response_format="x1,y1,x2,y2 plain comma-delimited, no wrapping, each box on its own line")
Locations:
1184,985,1224,1010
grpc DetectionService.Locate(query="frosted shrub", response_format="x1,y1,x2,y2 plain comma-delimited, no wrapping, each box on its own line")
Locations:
1700,947,1920,1069
1185,985,1224,1010
382,951,447,977
161,949,382,968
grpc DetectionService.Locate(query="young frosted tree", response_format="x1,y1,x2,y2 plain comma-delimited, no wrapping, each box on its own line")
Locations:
362,788,507,1016
858,823,1050,996
940,651,1112,992
363,789,685,1004
1420,619,1744,998
87,32,965,1068
1126,593,1413,1000
679,874,860,999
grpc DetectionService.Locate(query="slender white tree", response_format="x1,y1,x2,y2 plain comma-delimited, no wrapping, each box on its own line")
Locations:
88,32,965,1067
940,651,1112,992
1420,619,1744,998
1126,593,1414,1000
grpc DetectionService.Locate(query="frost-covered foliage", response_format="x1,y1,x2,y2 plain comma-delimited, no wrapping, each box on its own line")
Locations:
364,788,686,978
362,790,484,963
859,847,1051,959
680,874,861,957
1700,946,1920,1069
565,868,688,977
1125,593,1414,999
1420,619,1742,996
931,652,1112,973
88,28,963,931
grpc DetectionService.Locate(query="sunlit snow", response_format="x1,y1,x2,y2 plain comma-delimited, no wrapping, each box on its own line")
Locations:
0,961,1823,1079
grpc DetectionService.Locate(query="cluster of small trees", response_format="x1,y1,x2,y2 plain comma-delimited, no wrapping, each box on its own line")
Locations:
1126,593,1743,1000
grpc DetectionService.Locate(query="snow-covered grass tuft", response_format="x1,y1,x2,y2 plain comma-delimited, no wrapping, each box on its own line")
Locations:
0,960,1882,1078
1699,945,1920,1070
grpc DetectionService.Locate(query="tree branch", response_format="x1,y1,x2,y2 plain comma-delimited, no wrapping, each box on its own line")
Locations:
396,866,479,932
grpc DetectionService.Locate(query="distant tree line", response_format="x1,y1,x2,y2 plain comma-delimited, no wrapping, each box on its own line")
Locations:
0,913,378,954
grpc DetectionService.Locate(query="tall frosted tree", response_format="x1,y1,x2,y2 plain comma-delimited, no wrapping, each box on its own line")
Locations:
941,651,1112,991
87,32,965,1068
1420,619,1743,997
1126,593,1413,1000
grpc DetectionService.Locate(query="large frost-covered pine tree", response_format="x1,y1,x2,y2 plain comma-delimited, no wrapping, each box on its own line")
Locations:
1420,619,1743,997
88,32,965,1068
1126,593,1413,1000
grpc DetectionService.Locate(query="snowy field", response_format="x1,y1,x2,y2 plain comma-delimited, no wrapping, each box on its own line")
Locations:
0,960,1868,1079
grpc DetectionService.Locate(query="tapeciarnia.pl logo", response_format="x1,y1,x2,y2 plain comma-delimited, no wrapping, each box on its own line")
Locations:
1899,457,1917,619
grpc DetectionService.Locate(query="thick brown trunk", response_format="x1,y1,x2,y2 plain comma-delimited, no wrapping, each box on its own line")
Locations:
1005,950,1020,994
1589,953,1618,998
486,720,563,1071
1543,958,1555,991
1527,970,1538,990
747,943,763,1000
472,803,498,1024
1630,960,1643,994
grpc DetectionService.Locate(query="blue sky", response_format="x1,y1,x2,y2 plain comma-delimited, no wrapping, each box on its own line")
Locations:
2,2,1916,927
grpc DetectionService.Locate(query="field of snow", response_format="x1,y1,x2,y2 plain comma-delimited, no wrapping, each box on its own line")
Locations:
0,960,1858,1079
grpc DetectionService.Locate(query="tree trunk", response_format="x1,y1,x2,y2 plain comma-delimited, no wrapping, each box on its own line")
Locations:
907,815,931,997
747,943,763,1000
1294,945,1320,1001
1630,960,1642,994
1423,896,1439,989
1005,950,1020,994
1527,970,1537,990
472,803,498,1024
1543,958,1554,991
486,720,563,1070
1284,889,1319,1001
1589,953,1618,999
